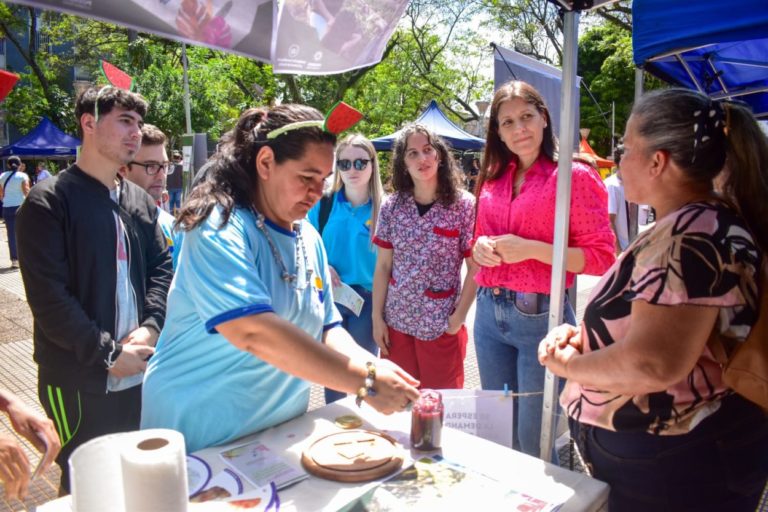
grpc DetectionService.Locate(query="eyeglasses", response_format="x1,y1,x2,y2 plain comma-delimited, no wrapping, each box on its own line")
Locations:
129,161,172,176
336,158,370,172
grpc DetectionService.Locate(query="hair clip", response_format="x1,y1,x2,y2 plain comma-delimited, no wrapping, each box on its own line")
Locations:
266,101,363,140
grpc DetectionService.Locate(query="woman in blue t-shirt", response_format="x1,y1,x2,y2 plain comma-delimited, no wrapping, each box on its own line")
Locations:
141,105,419,452
308,134,384,403
0,156,30,269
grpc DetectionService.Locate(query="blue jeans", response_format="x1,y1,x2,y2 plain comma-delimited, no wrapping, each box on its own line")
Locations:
3,206,19,261
325,285,379,403
167,188,182,213
474,286,576,457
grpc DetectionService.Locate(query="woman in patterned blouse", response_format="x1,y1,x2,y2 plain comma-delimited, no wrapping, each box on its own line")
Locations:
372,124,477,389
472,81,615,458
539,88,768,511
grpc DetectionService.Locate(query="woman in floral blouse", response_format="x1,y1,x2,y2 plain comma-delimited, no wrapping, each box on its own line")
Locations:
539,88,768,511
372,123,477,389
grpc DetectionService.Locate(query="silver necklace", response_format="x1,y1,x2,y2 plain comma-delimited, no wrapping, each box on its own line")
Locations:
251,207,312,286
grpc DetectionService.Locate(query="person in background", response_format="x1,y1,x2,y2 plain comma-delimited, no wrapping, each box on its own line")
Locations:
0,156,30,269
34,162,52,184
15,86,172,492
141,104,419,452
119,124,183,270
0,388,60,501
605,144,630,253
372,123,477,390
472,80,615,458
167,150,184,214
539,88,768,511
308,134,384,403
467,157,480,193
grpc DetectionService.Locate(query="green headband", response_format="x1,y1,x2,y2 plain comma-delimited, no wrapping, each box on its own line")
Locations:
266,101,363,139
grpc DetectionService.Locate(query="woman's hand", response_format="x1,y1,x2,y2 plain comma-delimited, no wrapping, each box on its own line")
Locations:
0,433,29,501
372,314,390,356
539,323,582,358
364,360,420,414
445,310,464,335
328,266,341,287
492,234,541,264
473,236,501,267
538,324,582,378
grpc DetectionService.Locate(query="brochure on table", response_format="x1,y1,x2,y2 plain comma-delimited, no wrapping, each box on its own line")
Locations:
361,454,564,512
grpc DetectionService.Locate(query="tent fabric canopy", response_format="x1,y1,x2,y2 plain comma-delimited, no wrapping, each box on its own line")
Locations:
632,0,768,117
0,117,80,158
578,136,613,169
371,100,485,151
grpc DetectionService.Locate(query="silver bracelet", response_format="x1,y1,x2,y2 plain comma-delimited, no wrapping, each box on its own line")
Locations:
104,340,118,369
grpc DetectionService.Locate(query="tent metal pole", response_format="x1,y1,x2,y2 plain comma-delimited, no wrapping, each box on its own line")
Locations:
539,7,580,463
182,43,193,135
674,53,704,93
635,67,644,101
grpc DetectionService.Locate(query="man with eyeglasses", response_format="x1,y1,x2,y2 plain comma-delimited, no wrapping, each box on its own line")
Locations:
15,86,172,493
120,124,183,270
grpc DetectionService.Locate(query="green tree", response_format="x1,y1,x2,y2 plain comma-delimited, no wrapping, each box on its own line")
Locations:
0,5,75,131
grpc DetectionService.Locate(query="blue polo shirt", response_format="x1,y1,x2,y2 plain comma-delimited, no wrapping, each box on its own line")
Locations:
141,206,341,452
308,189,376,291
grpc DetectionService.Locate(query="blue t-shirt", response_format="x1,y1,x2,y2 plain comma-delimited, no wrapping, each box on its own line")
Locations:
157,207,183,271
0,170,29,207
308,189,376,291
141,206,341,452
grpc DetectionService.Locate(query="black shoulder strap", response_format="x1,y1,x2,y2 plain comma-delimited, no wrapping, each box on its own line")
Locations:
3,169,18,190
318,193,334,235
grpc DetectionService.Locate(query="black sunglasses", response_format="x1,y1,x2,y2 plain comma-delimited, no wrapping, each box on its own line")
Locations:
336,158,371,172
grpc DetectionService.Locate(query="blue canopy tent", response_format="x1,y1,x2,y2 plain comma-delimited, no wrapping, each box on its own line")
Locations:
371,100,485,151
633,0,768,118
0,117,80,158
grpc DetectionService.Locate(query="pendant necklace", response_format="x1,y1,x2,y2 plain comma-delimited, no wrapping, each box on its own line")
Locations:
251,206,312,286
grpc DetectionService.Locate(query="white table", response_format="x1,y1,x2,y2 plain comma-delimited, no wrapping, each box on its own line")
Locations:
39,397,608,511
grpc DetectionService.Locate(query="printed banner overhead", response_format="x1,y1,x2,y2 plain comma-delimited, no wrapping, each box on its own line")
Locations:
7,0,410,75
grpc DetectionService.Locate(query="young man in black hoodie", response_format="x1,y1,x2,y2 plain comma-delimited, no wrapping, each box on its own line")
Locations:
15,86,172,492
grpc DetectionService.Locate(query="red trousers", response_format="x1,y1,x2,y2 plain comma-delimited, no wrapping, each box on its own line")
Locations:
384,325,467,389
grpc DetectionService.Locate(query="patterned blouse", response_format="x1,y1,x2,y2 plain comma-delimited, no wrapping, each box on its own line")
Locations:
474,156,615,293
561,201,761,435
373,191,475,340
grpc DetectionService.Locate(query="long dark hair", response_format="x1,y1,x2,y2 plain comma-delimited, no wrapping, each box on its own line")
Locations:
178,104,336,231
390,123,462,206
474,80,556,196
632,88,768,252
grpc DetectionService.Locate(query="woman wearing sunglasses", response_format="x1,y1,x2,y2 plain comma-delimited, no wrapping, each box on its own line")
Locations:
308,134,384,403
372,123,477,389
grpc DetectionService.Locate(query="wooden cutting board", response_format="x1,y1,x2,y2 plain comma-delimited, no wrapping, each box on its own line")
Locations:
301,430,404,483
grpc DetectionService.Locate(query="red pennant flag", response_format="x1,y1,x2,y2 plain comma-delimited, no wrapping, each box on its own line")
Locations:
0,70,20,102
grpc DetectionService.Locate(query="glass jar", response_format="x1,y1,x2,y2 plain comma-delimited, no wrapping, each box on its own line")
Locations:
410,389,444,451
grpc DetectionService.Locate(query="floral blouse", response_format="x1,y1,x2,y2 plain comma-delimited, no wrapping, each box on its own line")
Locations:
561,201,761,435
373,191,475,340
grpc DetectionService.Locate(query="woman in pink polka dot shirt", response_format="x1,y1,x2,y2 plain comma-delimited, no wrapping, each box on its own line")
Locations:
471,81,615,457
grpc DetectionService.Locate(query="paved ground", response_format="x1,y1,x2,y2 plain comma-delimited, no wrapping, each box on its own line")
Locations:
1,220,764,511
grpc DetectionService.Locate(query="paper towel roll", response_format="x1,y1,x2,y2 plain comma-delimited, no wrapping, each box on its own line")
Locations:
121,429,189,512
70,433,129,512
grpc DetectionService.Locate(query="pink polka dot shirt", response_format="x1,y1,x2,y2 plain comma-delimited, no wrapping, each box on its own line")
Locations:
474,156,615,293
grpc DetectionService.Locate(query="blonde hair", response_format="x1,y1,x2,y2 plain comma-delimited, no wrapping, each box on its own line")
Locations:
332,134,383,241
